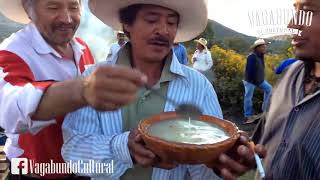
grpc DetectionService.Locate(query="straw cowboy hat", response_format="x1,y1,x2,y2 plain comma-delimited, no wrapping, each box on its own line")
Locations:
194,38,208,50
251,39,270,50
0,0,30,24
89,0,209,42
117,31,125,35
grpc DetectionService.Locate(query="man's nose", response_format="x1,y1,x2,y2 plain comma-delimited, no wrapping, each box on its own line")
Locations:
157,21,169,35
59,9,73,23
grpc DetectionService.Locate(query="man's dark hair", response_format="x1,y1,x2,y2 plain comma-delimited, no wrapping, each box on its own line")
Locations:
119,4,180,38
119,4,144,38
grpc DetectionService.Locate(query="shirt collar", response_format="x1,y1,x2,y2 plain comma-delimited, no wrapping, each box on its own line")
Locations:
116,43,187,83
29,23,85,59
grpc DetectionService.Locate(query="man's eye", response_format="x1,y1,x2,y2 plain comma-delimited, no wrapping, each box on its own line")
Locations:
168,21,177,26
70,6,79,10
48,6,58,10
146,19,157,23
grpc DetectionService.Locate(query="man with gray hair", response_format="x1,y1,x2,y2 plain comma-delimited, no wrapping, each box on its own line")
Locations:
0,0,145,179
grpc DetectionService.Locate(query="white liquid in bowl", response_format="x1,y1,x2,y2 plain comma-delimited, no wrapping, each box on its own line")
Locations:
148,119,230,145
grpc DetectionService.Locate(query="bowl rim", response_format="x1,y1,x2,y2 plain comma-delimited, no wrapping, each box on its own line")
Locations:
138,112,240,149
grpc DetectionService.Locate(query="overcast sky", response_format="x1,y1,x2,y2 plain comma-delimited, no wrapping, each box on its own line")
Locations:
208,0,295,37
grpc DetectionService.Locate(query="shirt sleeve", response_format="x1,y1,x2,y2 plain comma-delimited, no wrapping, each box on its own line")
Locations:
246,54,257,83
202,79,223,119
191,51,197,64
61,65,133,179
0,51,55,134
107,45,114,58
61,107,133,179
204,51,213,71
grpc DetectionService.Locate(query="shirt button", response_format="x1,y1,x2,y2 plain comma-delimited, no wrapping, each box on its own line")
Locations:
294,107,299,112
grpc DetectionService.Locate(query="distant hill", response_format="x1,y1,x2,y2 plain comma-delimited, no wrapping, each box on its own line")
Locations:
0,12,24,42
208,20,256,42
185,20,291,55
0,13,290,55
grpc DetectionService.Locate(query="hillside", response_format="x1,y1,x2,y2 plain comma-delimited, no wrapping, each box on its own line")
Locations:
185,20,291,55
0,12,23,42
0,13,290,55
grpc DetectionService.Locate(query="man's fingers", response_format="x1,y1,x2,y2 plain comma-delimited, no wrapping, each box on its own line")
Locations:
97,65,147,85
221,168,237,180
131,141,155,159
219,154,249,175
99,91,136,106
255,144,267,158
98,77,140,94
239,135,250,145
133,154,156,168
237,145,255,162
87,92,136,111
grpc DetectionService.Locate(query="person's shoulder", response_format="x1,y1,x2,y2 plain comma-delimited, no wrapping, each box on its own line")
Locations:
0,28,30,51
179,65,210,86
74,37,91,48
110,43,119,48
0,50,23,61
247,53,256,58
246,53,257,61
179,43,186,48
83,53,118,76
82,61,111,77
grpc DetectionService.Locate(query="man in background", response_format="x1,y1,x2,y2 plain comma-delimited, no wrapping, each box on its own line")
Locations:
107,30,127,58
173,43,188,65
243,39,272,124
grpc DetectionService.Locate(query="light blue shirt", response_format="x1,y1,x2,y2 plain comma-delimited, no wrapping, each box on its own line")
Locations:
173,43,188,65
62,51,223,180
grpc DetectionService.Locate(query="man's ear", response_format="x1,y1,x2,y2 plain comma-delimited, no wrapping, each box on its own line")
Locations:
22,0,35,20
123,24,131,33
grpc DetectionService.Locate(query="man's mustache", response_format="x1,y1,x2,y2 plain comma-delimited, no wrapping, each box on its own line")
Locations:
148,36,170,47
53,23,77,30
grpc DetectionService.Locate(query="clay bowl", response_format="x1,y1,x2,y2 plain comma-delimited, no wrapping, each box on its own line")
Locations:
138,112,240,165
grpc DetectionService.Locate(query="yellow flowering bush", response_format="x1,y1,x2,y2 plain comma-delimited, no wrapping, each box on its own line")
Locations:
209,45,283,115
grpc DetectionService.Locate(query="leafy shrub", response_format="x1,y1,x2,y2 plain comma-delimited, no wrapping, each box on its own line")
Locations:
209,45,283,116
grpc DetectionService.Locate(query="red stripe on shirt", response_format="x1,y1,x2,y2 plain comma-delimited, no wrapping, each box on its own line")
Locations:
0,51,54,90
76,38,95,73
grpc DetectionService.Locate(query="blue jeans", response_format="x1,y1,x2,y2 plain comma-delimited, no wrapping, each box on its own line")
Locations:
243,80,272,117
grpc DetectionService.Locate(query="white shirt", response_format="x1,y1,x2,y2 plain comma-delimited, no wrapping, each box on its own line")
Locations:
0,23,94,159
192,49,213,72
107,42,126,58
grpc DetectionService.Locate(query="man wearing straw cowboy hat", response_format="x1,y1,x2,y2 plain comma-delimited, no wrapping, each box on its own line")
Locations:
192,37,214,83
62,0,262,179
107,30,127,58
0,0,146,179
243,39,272,124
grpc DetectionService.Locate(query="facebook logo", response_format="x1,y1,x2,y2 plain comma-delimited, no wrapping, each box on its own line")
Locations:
11,158,28,175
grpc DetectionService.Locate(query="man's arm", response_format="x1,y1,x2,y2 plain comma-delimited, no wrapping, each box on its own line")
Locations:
204,51,213,71
33,65,146,120
245,54,257,84
62,107,134,179
182,45,188,65
0,51,146,133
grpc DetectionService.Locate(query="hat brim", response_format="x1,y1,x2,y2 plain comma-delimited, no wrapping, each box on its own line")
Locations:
0,0,30,24
89,0,208,42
